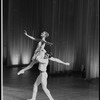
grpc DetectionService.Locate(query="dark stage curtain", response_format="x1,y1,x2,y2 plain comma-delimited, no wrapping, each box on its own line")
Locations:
3,0,99,79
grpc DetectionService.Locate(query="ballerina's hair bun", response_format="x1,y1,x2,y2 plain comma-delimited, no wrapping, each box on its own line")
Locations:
43,31,49,37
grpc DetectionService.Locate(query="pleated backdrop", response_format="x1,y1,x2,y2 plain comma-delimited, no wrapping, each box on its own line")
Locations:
3,0,99,79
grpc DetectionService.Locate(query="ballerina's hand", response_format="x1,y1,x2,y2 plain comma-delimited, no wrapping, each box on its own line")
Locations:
46,41,53,46
48,42,53,46
65,63,70,66
17,70,25,75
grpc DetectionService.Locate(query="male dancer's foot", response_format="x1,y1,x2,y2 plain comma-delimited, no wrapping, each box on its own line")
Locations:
27,98,54,100
27,99,35,100
50,99,54,100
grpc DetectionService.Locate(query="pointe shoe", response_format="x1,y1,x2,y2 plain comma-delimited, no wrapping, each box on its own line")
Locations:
17,70,24,75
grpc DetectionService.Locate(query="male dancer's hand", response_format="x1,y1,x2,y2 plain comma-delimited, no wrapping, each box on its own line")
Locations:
65,63,70,66
24,30,28,35
17,70,25,75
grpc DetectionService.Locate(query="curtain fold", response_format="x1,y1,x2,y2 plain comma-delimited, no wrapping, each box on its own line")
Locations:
4,0,99,79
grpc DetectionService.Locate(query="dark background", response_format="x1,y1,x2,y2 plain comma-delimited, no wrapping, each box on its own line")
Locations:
3,0,99,79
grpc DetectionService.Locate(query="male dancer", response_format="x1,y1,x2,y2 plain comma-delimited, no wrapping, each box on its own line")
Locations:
18,48,70,100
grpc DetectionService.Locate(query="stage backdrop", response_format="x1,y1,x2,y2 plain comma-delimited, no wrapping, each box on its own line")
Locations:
3,0,99,79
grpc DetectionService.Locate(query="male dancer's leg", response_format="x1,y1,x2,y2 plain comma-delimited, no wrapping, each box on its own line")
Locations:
41,72,54,100
27,74,41,100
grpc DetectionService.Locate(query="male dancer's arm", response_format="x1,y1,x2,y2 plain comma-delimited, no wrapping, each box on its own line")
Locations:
37,55,70,65
49,57,70,66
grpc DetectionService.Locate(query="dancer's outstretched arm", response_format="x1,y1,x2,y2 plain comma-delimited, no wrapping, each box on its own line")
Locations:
46,41,53,46
24,30,40,41
37,55,70,65
49,57,70,66
24,30,53,46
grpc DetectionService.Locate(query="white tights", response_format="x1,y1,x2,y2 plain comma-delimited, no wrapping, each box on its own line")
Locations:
27,72,54,100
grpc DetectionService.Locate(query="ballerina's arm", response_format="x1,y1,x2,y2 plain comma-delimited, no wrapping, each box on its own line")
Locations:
24,30,40,41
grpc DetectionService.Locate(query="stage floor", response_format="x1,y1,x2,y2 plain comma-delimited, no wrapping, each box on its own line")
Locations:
3,67,99,100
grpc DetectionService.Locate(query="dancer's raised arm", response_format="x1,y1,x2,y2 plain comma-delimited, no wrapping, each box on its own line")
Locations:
24,30,40,41
24,30,53,46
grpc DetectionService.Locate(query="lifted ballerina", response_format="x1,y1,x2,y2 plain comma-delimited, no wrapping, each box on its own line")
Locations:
17,30,53,75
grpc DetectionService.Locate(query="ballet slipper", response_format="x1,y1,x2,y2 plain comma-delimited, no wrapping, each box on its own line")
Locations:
50,99,54,100
27,99,36,100
17,70,24,75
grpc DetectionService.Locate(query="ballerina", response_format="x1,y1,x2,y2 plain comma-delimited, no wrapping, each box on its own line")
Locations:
17,30,53,75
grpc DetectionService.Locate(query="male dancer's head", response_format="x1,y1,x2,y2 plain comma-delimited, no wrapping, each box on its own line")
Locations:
44,52,53,59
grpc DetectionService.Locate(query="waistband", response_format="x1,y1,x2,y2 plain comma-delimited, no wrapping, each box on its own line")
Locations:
39,70,46,73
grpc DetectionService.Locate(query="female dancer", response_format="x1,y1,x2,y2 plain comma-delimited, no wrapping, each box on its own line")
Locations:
17,30,53,75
